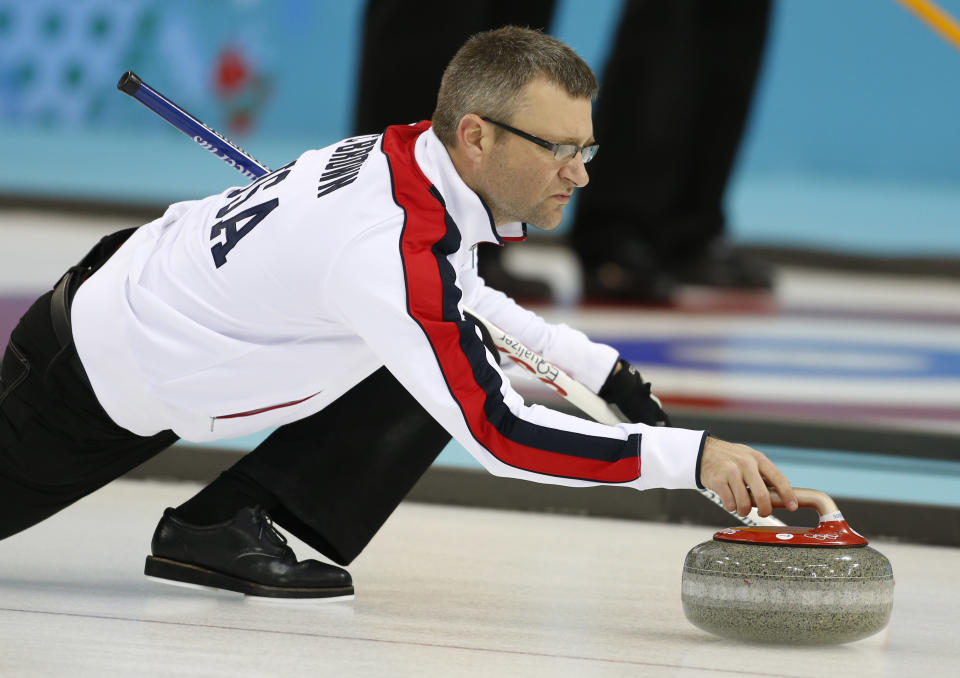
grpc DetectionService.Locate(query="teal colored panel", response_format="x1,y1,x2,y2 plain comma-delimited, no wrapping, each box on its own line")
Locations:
3,0,960,255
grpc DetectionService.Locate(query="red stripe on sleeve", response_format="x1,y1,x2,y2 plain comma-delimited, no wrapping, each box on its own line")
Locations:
382,123,639,483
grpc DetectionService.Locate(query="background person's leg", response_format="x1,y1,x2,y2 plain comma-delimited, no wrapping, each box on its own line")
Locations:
354,0,556,134
573,0,772,299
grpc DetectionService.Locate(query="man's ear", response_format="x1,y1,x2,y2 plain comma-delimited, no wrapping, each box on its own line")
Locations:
455,114,488,163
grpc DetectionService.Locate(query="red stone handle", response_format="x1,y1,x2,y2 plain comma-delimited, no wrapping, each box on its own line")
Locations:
769,487,839,519
714,488,868,546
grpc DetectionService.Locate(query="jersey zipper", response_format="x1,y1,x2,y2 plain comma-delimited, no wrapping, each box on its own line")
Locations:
209,391,322,431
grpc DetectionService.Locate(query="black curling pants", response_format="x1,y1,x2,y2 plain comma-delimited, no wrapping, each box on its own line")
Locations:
0,233,452,565
354,0,557,135
0,289,179,539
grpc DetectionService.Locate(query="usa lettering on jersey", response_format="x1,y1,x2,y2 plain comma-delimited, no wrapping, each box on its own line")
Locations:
209,161,294,268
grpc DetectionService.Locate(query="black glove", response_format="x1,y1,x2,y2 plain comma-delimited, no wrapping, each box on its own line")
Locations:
598,359,671,426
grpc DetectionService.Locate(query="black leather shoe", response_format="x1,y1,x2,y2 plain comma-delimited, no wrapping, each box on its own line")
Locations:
144,506,354,600
581,239,676,304
673,243,775,290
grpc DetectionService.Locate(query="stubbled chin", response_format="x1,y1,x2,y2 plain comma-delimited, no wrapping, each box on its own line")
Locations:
531,213,563,231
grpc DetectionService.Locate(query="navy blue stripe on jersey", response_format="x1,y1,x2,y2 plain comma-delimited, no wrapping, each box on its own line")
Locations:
382,122,642,483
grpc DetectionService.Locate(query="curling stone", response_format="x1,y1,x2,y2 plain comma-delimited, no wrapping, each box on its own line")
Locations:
681,488,894,644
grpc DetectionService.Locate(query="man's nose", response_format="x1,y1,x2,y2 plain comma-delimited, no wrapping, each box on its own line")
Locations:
560,153,589,188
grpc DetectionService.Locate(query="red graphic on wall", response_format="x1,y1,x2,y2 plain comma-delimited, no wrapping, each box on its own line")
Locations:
214,47,271,136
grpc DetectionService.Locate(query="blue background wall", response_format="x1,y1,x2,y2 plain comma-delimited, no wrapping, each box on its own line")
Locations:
1,0,958,255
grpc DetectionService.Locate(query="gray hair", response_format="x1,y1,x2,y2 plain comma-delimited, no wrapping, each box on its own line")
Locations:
431,26,598,146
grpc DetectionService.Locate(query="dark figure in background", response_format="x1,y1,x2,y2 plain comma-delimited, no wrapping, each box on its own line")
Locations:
355,0,774,303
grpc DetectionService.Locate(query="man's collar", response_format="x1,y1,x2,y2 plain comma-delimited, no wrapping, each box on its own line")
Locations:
414,126,527,246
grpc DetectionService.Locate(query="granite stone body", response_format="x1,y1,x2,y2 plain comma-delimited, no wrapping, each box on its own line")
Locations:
682,540,894,644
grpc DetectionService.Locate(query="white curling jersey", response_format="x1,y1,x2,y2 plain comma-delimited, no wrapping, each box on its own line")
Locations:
72,122,706,491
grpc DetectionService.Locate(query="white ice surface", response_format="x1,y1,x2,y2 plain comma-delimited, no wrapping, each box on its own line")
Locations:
1,479,958,677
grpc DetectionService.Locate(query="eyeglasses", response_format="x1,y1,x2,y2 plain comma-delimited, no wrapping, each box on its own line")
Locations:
482,117,598,163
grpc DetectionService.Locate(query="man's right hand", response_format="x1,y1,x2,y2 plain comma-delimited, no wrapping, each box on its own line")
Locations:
699,437,798,517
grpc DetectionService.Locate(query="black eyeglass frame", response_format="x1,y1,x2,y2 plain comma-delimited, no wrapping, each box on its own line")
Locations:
481,117,598,163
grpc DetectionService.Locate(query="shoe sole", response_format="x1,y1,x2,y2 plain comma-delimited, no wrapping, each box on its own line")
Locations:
144,556,355,601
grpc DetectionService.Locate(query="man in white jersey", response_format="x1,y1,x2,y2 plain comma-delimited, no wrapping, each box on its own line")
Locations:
0,27,796,600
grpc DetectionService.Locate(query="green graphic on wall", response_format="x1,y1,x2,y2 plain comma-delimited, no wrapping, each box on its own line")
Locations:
0,0,281,137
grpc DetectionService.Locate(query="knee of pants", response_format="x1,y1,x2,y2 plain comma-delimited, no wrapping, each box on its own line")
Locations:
0,470,91,541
